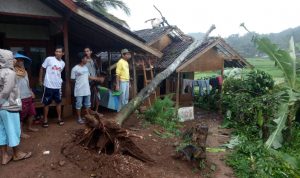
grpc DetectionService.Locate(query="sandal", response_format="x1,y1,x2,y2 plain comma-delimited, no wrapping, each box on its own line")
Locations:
57,120,64,126
13,152,32,161
2,155,13,165
42,122,49,128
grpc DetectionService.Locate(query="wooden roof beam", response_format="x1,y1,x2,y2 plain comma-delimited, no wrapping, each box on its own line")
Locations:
58,0,163,58
218,38,252,67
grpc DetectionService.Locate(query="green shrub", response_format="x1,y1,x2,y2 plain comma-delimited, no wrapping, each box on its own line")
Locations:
194,89,221,111
144,95,179,132
226,139,300,178
222,70,278,129
281,124,300,158
246,70,274,95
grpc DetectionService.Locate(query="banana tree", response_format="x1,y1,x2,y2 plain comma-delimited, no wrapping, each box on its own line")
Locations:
241,23,300,149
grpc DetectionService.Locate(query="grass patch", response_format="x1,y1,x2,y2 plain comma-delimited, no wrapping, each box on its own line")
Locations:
194,71,220,79
194,58,283,80
143,95,180,133
246,58,284,78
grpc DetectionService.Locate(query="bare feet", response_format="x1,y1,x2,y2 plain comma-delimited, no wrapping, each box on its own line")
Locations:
21,132,30,139
2,153,13,165
13,151,32,161
27,127,39,132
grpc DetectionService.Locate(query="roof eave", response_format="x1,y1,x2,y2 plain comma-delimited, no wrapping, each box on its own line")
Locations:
58,0,163,58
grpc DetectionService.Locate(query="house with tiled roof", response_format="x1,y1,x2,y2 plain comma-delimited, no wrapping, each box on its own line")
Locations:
134,26,251,105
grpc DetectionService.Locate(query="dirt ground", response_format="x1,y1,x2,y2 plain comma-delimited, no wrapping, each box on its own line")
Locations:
0,108,234,178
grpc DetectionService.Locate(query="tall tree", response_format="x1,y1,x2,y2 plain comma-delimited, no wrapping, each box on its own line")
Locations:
76,0,131,27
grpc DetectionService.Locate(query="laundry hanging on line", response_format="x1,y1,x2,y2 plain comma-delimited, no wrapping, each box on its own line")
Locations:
181,79,194,94
192,79,210,96
181,76,223,96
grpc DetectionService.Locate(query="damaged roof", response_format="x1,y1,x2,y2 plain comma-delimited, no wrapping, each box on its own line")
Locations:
134,26,173,44
155,37,250,70
134,26,250,70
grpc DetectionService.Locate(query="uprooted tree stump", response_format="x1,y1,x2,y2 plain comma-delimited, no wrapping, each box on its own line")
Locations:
74,111,154,163
174,124,209,161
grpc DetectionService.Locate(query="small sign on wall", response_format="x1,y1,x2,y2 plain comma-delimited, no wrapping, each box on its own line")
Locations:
178,106,194,122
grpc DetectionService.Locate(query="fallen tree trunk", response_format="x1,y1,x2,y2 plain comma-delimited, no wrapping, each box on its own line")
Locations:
116,25,216,125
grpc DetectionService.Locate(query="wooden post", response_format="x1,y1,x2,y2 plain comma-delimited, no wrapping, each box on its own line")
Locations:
132,54,137,97
219,59,224,115
63,20,71,104
62,19,73,117
176,72,180,109
108,51,112,89
221,59,224,77
108,51,112,71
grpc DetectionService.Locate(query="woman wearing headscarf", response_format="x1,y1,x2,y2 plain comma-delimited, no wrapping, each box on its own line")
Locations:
14,53,38,139
0,49,32,165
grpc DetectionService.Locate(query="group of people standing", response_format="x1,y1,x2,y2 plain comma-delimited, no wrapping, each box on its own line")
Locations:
0,46,132,165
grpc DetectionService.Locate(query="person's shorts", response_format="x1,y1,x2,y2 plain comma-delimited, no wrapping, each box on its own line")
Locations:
0,110,21,147
75,95,91,109
42,87,62,106
20,97,36,121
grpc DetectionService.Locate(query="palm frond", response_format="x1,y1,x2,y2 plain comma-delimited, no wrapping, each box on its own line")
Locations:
253,37,298,89
83,0,130,27
90,0,130,15
265,103,289,149
100,10,129,27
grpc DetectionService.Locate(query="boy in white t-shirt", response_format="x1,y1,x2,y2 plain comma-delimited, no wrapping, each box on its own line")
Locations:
71,53,103,124
39,46,65,128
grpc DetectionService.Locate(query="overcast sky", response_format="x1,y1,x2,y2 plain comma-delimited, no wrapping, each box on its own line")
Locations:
109,0,299,37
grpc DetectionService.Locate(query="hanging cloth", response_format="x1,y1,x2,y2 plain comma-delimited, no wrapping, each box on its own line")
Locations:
197,79,210,96
216,76,223,86
209,77,219,90
182,79,193,94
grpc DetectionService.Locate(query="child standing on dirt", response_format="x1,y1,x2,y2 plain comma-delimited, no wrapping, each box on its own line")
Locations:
0,49,32,165
71,53,103,124
15,53,39,138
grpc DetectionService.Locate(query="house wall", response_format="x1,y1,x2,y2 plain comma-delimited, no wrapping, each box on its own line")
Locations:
0,23,50,40
0,0,61,18
150,35,172,51
179,48,223,72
